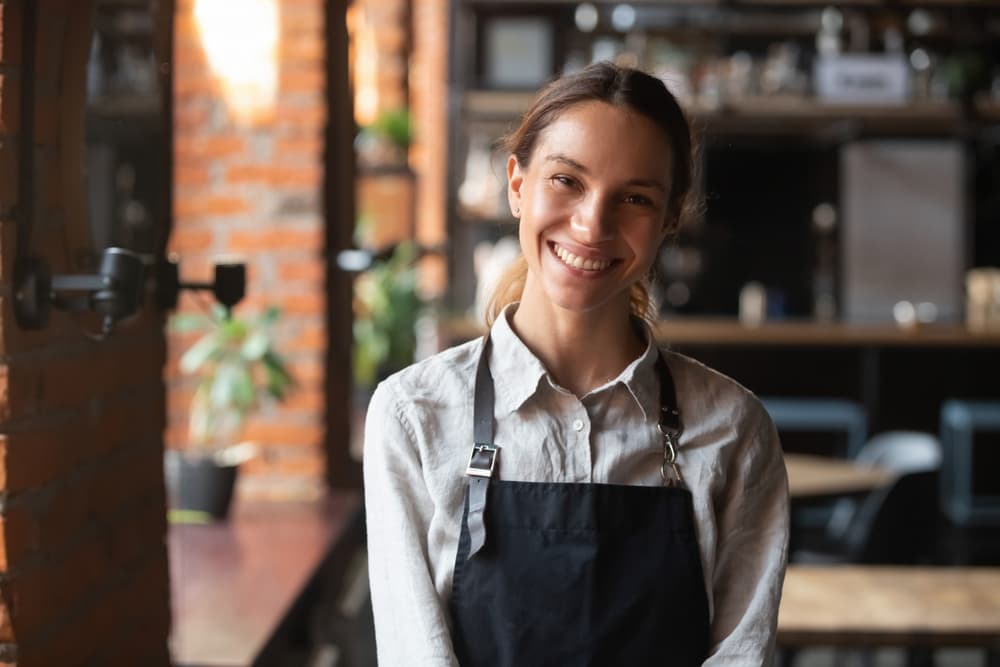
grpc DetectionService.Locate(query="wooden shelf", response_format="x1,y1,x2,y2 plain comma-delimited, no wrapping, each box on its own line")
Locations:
652,318,1000,347
974,96,1000,124
437,316,1000,348
462,90,536,118
462,0,717,6
462,90,962,135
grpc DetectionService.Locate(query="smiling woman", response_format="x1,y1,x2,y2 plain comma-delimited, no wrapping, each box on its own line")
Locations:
506,101,674,367
363,62,789,667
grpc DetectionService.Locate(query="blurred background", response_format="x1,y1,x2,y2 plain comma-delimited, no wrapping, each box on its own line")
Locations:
0,0,998,665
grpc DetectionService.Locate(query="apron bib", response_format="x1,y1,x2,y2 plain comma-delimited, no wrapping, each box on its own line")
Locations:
448,337,711,667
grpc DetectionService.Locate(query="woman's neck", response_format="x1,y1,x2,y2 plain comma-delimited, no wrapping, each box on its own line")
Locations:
509,286,647,397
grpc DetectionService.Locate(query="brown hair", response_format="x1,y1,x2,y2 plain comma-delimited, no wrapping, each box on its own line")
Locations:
485,62,694,326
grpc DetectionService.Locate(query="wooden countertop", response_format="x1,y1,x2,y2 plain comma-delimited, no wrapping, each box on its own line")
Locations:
779,565,1000,647
785,453,894,500
438,316,1000,348
169,492,363,667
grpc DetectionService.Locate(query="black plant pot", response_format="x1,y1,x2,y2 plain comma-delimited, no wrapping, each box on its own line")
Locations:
165,451,239,521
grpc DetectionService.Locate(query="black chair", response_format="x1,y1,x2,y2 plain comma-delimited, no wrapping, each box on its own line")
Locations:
794,431,942,565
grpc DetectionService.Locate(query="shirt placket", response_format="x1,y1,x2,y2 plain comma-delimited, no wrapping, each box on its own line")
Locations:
568,401,592,483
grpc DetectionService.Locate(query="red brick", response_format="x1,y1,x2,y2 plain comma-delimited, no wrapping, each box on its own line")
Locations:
173,101,212,132
275,292,324,316
228,227,322,252
242,421,321,448
279,34,324,64
174,164,212,188
226,164,320,187
175,195,250,219
27,545,168,666
280,68,324,94
287,324,325,353
286,360,323,384
0,364,8,425
274,102,326,128
282,7,324,34
0,136,17,210
0,585,13,643
174,72,219,100
282,388,324,412
0,438,7,491
0,505,38,574
0,2,23,68
275,136,323,158
0,72,21,136
242,449,325,476
175,135,247,161
278,259,324,282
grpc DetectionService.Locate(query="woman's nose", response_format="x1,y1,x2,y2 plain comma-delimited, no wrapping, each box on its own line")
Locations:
570,197,614,243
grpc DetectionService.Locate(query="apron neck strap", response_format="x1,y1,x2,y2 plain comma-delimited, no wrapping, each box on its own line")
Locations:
474,335,495,446
655,352,681,438
473,334,682,446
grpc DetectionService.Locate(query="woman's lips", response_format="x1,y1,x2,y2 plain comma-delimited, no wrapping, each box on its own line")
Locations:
550,242,617,272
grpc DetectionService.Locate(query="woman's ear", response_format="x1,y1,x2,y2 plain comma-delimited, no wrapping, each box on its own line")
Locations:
507,155,523,217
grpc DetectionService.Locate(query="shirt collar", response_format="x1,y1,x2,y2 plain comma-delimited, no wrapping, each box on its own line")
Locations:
488,305,548,415
487,305,661,422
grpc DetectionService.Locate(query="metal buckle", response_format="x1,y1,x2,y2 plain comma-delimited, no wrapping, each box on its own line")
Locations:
657,427,685,487
466,443,499,478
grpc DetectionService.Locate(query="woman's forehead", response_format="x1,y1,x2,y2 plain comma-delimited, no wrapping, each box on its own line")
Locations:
531,101,672,179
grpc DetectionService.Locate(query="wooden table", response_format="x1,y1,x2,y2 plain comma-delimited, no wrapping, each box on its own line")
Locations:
169,492,363,666
785,453,894,500
779,565,1000,649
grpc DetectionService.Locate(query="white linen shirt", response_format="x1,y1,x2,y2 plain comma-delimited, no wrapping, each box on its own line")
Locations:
364,308,789,666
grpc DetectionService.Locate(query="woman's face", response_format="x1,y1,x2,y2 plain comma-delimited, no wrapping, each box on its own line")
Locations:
508,100,674,317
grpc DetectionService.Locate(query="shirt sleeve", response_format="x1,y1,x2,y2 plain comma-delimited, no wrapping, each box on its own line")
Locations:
363,381,461,667
704,407,790,666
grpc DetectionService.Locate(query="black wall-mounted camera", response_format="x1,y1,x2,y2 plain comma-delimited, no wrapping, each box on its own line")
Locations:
13,247,146,336
12,249,248,337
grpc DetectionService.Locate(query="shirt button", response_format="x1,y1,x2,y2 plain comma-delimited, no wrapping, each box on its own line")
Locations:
572,419,585,432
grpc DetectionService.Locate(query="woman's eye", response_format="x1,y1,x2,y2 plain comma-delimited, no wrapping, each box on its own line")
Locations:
550,175,577,189
624,194,654,207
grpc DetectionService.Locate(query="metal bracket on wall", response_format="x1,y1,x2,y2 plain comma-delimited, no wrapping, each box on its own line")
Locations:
155,256,246,316
13,247,145,336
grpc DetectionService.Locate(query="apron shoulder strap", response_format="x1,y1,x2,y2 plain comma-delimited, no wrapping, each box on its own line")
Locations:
473,335,495,446
466,336,499,558
655,351,681,435
655,351,685,486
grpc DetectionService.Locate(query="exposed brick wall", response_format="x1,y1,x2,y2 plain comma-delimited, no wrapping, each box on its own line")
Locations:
0,0,171,664
169,0,328,500
410,0,448,295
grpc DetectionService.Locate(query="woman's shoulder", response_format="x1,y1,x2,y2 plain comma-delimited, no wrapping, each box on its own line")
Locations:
373,337,483,409
660,348,772,429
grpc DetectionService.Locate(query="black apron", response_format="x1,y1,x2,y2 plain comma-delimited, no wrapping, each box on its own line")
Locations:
448,337,711,667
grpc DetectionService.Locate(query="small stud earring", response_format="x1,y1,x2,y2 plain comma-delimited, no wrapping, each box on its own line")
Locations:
513,207,520,216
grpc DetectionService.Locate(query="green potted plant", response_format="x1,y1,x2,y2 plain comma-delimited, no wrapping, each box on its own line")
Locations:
352,241,424,388
167,305,294,521
355,107,414,169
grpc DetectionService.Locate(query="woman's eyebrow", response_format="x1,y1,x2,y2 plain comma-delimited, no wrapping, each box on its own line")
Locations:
544,153,588,172
543,153,666,192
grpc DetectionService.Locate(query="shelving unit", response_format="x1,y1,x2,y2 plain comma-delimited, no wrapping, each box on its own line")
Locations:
446,0,1000,318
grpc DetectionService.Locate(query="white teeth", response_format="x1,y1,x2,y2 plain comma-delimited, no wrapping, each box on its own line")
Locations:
554,244,611,271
